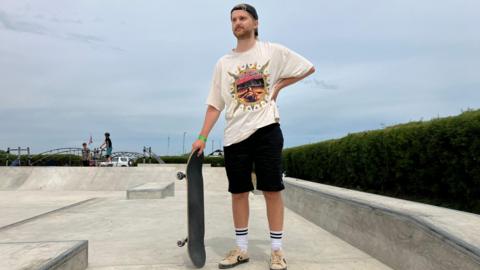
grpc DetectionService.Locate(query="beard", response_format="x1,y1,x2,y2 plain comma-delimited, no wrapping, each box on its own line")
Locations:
233,28,255,40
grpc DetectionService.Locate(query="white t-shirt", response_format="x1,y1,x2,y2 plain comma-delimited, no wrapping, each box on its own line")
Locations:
206,41,314,147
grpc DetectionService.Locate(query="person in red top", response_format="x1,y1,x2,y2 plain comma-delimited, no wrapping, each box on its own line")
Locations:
81,142,91,166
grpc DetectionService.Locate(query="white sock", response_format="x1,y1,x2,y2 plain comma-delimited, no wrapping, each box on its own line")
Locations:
270,230,283,251
235,227,248,252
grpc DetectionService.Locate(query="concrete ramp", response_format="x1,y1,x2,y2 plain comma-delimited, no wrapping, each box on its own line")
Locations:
284,178,480,270
0,167,177,191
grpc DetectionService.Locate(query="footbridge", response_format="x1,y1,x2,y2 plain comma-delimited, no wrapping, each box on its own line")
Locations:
3,147,166,166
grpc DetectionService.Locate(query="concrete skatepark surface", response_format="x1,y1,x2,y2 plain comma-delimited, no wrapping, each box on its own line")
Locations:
0,166,479,269
0,167,392,269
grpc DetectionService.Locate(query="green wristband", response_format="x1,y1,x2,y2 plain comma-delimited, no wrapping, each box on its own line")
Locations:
198,135,207,143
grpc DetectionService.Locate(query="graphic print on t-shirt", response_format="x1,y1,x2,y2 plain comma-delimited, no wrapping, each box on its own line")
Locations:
228,61,270,112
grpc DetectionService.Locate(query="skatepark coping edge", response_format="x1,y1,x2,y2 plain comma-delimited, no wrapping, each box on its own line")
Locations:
283,178,480,270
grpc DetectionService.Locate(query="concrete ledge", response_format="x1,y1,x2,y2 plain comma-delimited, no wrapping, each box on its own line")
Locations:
0,198,99,232
0,240,88,270
126,182,174,199
0,167,178,191
283,178,480,270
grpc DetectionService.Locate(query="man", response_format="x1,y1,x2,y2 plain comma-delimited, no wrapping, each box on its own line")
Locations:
191,4,315,270
81,142,91,166
99,132,113,162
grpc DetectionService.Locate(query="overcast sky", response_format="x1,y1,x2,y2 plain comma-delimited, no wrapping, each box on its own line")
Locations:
1,0,479,155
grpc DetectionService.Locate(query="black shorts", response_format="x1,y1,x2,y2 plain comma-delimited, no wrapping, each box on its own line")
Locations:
224,123,284,194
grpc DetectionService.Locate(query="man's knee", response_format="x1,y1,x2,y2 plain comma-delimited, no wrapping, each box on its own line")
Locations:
263,191,282,200
232,192,249,201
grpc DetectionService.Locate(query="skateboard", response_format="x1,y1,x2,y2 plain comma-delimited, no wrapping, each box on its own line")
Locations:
176,149,206,268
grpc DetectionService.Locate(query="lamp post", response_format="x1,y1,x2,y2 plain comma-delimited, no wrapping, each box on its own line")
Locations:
182,132,186,155
167,136,170,156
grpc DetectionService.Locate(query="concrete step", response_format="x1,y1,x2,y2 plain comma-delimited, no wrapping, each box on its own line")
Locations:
126,182,175,200
0,240,88,270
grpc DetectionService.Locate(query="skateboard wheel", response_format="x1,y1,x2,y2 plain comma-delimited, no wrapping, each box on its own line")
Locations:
177,237,188,247
176,172,186,180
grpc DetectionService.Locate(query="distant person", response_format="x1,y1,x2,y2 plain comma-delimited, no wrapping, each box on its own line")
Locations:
99,132,113,162
191,4,314,270
81,143,91,166
92,148,100,166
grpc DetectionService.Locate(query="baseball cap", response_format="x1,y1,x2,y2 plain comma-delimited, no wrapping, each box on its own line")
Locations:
230,3,259,36
231,3,258,20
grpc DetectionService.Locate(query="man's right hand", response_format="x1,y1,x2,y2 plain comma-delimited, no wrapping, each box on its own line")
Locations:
191,139,206,156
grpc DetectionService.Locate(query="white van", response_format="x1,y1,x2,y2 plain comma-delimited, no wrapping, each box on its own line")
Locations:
111,156,134,167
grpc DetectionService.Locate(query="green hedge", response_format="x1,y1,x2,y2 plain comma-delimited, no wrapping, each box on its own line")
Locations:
159,156,189,164
0,153,225,167
160,156,224,167
282,109,480,214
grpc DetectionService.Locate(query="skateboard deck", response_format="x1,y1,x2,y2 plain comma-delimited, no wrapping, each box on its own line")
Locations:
176,149,206,268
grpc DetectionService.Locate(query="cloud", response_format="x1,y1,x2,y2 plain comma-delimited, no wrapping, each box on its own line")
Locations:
50,17,83,24
65,33,104,43
0,9,48,35
301,78,339,90
0,9,113,49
